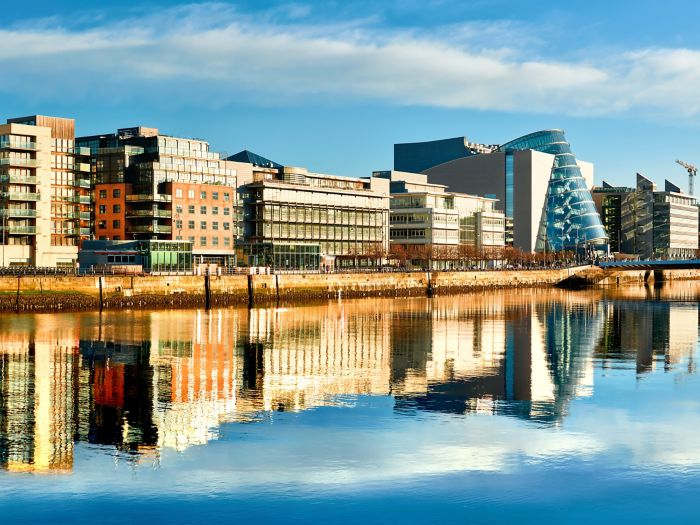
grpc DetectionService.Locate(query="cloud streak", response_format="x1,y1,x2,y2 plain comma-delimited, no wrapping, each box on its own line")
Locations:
2,2,700,118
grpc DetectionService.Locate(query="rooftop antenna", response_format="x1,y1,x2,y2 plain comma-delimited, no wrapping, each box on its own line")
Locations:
675,159,697,196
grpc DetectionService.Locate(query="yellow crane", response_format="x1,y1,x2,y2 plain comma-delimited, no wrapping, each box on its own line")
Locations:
676,159,698,196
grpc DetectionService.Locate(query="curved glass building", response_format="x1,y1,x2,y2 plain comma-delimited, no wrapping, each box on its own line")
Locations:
497,130,608,253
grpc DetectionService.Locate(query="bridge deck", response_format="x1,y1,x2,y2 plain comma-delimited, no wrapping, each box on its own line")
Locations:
598,259,700,270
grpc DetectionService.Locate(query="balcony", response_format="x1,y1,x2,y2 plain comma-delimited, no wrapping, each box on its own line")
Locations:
76,163,91,173
80,211,91,220
126,194,172,203
71,146,91,156
77,179,91,188
0,209,38,218
80,227,91,236
0,175,38,184
0,140,39,151
79,195,91,204
1,226,39,235
126,209,172,218
0,158,39,168
128,225,172,234
1,192,41,201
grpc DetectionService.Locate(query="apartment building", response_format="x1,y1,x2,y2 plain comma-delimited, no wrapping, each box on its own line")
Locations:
0,115,90,267
78,128,253,266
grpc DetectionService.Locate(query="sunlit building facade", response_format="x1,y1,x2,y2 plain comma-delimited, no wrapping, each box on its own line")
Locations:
238,161,390,269
394,130,608,254
0,115,91,267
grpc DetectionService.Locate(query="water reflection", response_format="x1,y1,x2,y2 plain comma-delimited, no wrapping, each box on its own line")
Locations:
0,286,698,474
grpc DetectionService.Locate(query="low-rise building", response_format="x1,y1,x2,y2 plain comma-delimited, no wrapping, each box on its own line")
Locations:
237,156,390,270
596,174,698,259
78,239,193,274
374,170,505,267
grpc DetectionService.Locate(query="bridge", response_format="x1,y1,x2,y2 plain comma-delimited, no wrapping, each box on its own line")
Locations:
557,259,700,288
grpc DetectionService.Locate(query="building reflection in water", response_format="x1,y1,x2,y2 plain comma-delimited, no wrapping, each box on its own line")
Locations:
0,287,698,472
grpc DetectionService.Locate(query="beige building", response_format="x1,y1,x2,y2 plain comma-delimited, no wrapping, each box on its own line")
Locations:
373,170,505,265
1,115,90,267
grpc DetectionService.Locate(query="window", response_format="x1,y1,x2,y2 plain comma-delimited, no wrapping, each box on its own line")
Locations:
212,206,219,215
188,189,195,199
224,237,230,246
223,222,230,230
112,204,121,213
175,220,183,229
175,204,183,214
188,220,195,229
200,236,207,246
98,220,106,229
112,189,121,198
200,205,207,214
212,237,219,246
112,220,120,228
188,205,195,214
98,205,106,214
175,188,183,198
223,207,230,216
200,191,207,199
212,191,219,200
200,221,207,230
114,236,121,240
99,190,107,199
224,192,230,201
212,222,219,230
188,236,195,244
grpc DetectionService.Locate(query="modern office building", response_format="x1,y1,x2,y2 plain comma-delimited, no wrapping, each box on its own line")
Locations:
237,157,390,269
0,115,90,267
77,127,254,267
373,170,505,263
614,174,698,259
394,130,607,255
591,182,635,254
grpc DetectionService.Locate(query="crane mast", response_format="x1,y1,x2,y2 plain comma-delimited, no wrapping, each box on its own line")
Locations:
676,159,697,196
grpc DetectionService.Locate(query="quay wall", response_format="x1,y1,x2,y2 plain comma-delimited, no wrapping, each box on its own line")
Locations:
0,266,698,312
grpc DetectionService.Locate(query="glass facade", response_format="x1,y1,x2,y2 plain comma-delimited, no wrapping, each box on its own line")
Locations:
498,130,608,253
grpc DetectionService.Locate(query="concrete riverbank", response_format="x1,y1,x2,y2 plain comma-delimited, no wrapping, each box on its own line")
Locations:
1,266,699,312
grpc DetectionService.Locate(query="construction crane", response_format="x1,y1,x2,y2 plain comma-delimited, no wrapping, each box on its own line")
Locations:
676,159,697,196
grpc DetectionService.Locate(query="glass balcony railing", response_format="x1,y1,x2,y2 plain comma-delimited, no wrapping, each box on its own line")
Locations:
0,209,38,218
126,194,172,203
126,209,172,218
0,139,39,151
1,225,39,235
128,225,172,234
2,192,41,201
80,227,91,236
76,163,91,173
77,179,91,188
80,212,91,220
0,175,38,184
0,158,39,168
79,196,91,204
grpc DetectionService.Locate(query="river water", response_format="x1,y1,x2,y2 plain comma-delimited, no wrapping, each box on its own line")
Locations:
1,284,700,524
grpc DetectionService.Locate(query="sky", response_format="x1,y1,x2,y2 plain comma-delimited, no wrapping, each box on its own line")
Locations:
3,0,700,188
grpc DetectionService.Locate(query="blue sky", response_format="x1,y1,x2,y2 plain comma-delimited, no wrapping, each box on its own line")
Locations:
4,1,700,187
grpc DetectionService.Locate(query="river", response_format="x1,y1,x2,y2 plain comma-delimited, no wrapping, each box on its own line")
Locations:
1,283,699,523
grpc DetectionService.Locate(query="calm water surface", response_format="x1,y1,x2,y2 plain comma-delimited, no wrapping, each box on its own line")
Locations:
1,284,700,524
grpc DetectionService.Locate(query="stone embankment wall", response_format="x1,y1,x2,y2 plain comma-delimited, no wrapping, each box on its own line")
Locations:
0,266,698,313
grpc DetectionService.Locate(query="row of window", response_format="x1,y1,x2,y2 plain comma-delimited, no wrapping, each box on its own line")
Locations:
175,204,231,216
173,236,231,247
175,220,231,231
99,189,122,198
173,188,231,201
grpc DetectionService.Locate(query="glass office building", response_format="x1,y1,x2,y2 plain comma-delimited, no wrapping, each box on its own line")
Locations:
497,130,608,254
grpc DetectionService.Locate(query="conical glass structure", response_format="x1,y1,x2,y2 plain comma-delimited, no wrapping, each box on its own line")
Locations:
498,130,608,253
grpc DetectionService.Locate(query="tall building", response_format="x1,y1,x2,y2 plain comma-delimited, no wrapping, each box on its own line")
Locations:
394,130,608,255
373,170,505,265
77,127,254,266
616,174,698,259
237,156,390,269
0,115,90,267
591,182,635,254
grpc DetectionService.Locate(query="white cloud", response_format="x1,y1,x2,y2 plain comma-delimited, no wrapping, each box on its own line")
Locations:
1,3,700,118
